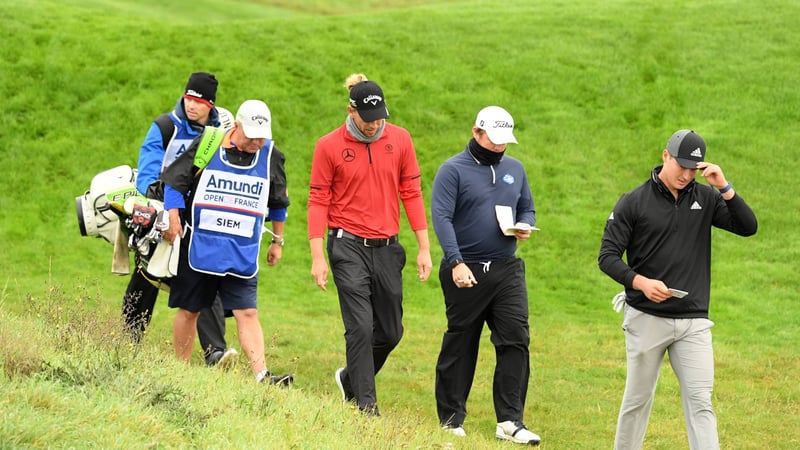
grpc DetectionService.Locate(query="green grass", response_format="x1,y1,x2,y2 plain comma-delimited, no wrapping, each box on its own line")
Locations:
1,0,799,448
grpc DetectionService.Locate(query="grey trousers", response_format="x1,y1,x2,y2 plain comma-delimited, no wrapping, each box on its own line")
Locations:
615,306,719,450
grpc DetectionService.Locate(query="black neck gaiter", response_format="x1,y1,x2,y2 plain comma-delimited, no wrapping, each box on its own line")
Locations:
467,138,504,165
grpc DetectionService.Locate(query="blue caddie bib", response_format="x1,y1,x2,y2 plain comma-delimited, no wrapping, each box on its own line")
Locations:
188,141,273,278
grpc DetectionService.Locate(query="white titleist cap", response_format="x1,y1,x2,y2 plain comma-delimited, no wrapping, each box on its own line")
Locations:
236,99,272,139
475,106,517,145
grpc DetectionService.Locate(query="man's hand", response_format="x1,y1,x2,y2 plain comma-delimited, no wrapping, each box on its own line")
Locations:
452,263,477,288
162,208,183,244
632,274,671,303
311,258,329,291
697,162,728,190
309,237,329,291
417,249,432,281
698,162,735,199
266,244,282,266
511,222,535,241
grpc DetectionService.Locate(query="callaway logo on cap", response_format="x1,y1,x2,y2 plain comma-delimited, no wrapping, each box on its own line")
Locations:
361,94,383,106
235,99,272,139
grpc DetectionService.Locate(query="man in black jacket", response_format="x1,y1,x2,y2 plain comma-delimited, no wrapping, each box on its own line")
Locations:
598,129,757,450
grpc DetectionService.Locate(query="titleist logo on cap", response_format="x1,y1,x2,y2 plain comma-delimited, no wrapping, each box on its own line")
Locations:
491,120,513,129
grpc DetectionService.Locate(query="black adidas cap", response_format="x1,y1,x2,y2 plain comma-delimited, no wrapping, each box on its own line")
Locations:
666,129,706,169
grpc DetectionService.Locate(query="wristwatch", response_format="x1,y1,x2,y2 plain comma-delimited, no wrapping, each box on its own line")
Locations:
271,237,285,247
450,258,463,269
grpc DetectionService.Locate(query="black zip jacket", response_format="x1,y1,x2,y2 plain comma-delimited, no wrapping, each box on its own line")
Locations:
598,165,757,319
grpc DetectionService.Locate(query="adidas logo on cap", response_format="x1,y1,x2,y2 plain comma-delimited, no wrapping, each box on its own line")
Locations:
666,129,706,169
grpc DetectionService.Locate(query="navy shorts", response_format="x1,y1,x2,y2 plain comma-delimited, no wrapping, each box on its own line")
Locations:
168,238,258,313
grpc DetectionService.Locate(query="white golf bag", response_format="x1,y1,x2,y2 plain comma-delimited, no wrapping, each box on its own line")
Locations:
75,165,138,244
75,165,178,284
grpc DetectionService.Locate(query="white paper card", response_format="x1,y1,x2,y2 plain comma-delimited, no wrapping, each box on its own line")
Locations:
669,288,689,298
495,205,540,236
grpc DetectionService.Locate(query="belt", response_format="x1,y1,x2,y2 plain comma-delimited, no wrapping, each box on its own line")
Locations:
329,228,398,248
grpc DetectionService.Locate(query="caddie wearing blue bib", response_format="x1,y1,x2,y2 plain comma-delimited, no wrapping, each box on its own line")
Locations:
158,99,292,385
188,134,272,277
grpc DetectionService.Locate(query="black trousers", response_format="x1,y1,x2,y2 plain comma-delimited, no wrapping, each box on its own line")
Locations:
196,295,227,356
328,236,406,411
435,258,531,427
122,268,227,355
121,268,160,342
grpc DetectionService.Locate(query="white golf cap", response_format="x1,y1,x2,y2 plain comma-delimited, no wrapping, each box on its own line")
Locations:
475,106,517,145
236,99,272,139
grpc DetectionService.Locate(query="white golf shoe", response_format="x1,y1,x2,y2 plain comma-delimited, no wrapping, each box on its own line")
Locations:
496,420,541,445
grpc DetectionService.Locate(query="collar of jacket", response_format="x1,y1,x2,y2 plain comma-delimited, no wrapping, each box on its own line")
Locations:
650,165,696,200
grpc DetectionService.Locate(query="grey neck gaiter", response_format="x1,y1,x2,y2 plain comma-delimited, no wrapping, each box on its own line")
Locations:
346,115,385,143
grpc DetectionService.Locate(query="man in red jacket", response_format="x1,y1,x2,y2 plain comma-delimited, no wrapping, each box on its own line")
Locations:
308,77,432,416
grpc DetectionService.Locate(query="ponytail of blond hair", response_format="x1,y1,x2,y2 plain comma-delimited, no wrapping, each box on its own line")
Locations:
344,73,368,91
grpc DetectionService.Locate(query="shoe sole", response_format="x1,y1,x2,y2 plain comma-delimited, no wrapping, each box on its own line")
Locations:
334,368,347,401
216,348,238,370
443,426,466,437
495,433,540,445
269,374,294,387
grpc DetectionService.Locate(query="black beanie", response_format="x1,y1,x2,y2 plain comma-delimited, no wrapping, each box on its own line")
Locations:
184,72,218,106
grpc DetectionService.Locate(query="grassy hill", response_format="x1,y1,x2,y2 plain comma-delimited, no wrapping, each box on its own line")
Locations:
1,0,798,448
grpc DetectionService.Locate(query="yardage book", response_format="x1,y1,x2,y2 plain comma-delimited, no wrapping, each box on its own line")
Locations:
495,205,540,236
